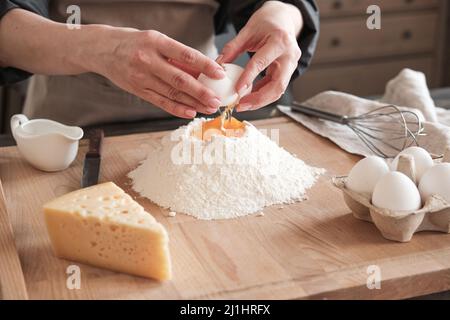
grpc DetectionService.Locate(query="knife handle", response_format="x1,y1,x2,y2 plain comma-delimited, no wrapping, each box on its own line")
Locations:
86,129,104,158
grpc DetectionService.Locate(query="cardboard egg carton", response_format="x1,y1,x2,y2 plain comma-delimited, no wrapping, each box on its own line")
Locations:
333,149,450,242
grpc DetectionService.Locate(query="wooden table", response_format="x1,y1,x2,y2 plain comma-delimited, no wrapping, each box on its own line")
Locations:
2,116,450,300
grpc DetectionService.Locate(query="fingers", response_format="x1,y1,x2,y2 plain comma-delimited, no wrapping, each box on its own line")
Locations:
235,41,284,94
168,58,200,78
150,56,222,110
217,30,249,64
130,71,216,114
138,88,197,119
237,80,281,112
237,58,295,111
146,74,216,114
127,50,218,115
156,34,225,79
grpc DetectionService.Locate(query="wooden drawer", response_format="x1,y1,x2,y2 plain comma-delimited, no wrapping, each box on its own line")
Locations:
292,56,434,101
319,0,439,18
314,12,438,64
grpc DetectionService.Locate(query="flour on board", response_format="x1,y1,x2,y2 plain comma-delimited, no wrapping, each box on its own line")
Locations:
129,118,324,220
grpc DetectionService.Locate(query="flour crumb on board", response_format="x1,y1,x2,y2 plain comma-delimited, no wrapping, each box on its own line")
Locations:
168,211,177,217
256,212,265,217
129,118,324,220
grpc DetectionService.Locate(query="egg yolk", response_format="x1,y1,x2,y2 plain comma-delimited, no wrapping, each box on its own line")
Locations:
200,116,246,141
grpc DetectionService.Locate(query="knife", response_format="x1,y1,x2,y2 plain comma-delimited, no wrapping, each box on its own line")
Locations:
81,129,104,188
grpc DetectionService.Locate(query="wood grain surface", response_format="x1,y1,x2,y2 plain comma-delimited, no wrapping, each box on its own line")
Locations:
0,180,28,300
1,117,450,300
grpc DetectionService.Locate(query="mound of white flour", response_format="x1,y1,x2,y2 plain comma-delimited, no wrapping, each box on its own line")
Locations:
129,119,324,220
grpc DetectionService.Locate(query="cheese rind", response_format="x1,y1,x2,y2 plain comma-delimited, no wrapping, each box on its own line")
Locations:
43,182,171,280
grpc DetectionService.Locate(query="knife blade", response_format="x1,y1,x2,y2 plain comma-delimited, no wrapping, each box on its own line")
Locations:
81,129,104,188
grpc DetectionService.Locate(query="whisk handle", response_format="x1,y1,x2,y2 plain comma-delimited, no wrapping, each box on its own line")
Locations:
291,102,348,124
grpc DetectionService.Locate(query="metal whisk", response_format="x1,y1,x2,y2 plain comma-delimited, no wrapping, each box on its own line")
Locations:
291,101,425,158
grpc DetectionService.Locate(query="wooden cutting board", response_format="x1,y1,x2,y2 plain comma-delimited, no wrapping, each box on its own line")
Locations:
2,116,450,300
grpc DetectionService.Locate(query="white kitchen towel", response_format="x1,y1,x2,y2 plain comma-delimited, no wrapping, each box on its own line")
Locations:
278,69,450,158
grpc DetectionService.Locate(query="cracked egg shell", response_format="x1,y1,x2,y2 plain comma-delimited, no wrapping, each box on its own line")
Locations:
198,63,252,106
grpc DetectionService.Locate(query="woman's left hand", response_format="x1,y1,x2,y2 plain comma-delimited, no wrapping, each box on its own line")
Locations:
217,1,303,111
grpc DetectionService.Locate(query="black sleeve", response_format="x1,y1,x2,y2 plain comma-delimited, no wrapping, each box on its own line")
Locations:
216,0,319,79
0,0,49,86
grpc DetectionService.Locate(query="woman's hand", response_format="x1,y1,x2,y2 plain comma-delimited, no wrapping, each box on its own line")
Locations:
97,29,226,118
217,1,303,112
0,9,226,118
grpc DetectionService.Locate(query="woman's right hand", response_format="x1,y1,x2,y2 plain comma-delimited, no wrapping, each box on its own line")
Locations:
96,29,225,118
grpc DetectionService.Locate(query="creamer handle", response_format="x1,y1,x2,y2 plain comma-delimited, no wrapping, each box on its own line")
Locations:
10,114,29,130
10,114,29,139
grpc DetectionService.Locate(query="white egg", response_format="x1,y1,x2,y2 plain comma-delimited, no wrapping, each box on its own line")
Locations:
198,63,252,106
418,163,450,203
372,171,421,211
346,156,389,195
391,146,433,182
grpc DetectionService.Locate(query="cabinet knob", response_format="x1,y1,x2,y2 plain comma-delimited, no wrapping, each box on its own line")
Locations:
402,30,413,40
332,1,342,10
330,37,341,47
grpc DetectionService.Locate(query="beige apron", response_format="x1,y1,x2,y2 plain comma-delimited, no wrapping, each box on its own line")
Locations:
23,0,219,126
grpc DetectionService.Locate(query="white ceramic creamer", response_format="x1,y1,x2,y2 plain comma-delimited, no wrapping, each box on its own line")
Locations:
11,114,83,172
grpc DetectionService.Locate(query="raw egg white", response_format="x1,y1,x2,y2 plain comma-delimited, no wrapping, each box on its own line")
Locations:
391,146,433,182
372,171,421,211
418,163,450,204
346,156,389,195
198,63,252,106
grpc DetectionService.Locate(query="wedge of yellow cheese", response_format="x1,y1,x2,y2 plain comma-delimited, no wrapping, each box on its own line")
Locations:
43,182,171,281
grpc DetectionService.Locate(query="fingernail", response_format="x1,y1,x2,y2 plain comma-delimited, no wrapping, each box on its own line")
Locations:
238,84,249,97
216,54,224,64
185,109,196,118
206,107,218,114
214,67,226,78
208,98,222,109
237,103,251,112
